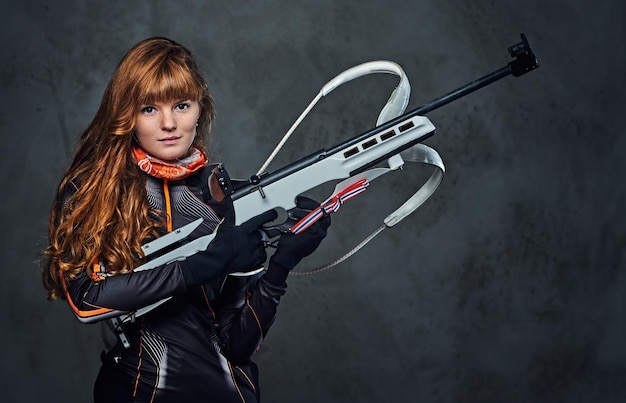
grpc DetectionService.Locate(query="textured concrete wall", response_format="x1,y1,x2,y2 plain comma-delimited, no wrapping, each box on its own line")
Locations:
2,1,624,402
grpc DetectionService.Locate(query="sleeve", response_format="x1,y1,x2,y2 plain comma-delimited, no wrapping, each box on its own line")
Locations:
58,176,213,324
215,273,288,364
62,259,191,324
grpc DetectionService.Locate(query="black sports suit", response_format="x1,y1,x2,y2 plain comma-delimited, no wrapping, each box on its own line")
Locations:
63,165,287,402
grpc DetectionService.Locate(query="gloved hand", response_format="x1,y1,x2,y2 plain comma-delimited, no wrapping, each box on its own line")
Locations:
265,196,331,286
183,210,278,286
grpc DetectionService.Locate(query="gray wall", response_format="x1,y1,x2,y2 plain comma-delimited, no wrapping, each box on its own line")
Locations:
2,1,624,402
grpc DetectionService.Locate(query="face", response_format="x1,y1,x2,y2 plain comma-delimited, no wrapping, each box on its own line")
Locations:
134,99,201,161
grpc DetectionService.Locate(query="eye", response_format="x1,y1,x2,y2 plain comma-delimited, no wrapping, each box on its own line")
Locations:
140,106,155,114
175,102,190,111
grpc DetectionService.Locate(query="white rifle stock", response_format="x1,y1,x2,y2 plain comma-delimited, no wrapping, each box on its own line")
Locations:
231,114,437,224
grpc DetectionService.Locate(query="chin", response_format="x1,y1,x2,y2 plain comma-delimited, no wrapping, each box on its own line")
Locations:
156,148,188,162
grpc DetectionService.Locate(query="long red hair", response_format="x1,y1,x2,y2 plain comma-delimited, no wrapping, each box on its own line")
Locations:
42,37,215,300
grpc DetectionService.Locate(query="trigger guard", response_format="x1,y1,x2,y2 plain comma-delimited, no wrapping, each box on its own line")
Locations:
261,206,312,238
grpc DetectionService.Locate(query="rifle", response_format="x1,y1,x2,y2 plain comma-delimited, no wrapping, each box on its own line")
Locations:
105,33,538,325
135,33,538,283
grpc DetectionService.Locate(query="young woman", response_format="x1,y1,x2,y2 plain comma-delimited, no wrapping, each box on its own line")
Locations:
42,37,329,403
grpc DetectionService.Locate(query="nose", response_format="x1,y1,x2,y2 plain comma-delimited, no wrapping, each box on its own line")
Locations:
161,110,177,131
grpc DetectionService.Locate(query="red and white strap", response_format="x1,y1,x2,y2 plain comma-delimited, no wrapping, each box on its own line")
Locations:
290,178,370,234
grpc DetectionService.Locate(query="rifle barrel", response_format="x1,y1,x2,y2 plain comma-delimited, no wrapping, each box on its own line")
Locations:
414,66,511,115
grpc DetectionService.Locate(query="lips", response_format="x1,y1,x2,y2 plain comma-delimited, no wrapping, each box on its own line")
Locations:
159,136,182,145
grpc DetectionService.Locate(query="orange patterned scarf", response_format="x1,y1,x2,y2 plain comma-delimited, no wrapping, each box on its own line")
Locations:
132,146,209,180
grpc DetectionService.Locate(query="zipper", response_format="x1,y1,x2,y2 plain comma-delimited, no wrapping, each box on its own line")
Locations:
163,179,173,232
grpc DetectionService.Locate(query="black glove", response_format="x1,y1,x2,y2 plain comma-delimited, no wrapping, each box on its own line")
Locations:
265,196,331,285
183,210,278,286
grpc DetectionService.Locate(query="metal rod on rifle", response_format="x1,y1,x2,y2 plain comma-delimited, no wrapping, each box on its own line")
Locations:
413,33,538,115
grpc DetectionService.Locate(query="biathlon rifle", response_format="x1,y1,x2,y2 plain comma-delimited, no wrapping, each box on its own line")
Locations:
112,33,539,323
135,33,538,282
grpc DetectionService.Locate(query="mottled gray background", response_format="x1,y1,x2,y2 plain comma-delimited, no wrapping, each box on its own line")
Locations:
1,1,624,402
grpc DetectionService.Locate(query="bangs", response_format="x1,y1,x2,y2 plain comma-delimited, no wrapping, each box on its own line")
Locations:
137,60,203,106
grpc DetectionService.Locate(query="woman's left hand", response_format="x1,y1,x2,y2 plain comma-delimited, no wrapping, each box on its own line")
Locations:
269,196,331,271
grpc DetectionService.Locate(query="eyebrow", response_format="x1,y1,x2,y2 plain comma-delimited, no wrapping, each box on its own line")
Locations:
140,98,193,106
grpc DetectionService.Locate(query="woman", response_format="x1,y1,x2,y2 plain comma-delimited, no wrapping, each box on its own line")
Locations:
42,37,329,402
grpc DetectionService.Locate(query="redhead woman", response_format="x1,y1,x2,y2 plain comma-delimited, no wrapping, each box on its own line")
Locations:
42,37,329,403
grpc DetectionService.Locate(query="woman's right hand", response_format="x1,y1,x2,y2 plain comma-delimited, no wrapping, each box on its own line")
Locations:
183,210,277,286
215,210,277,272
